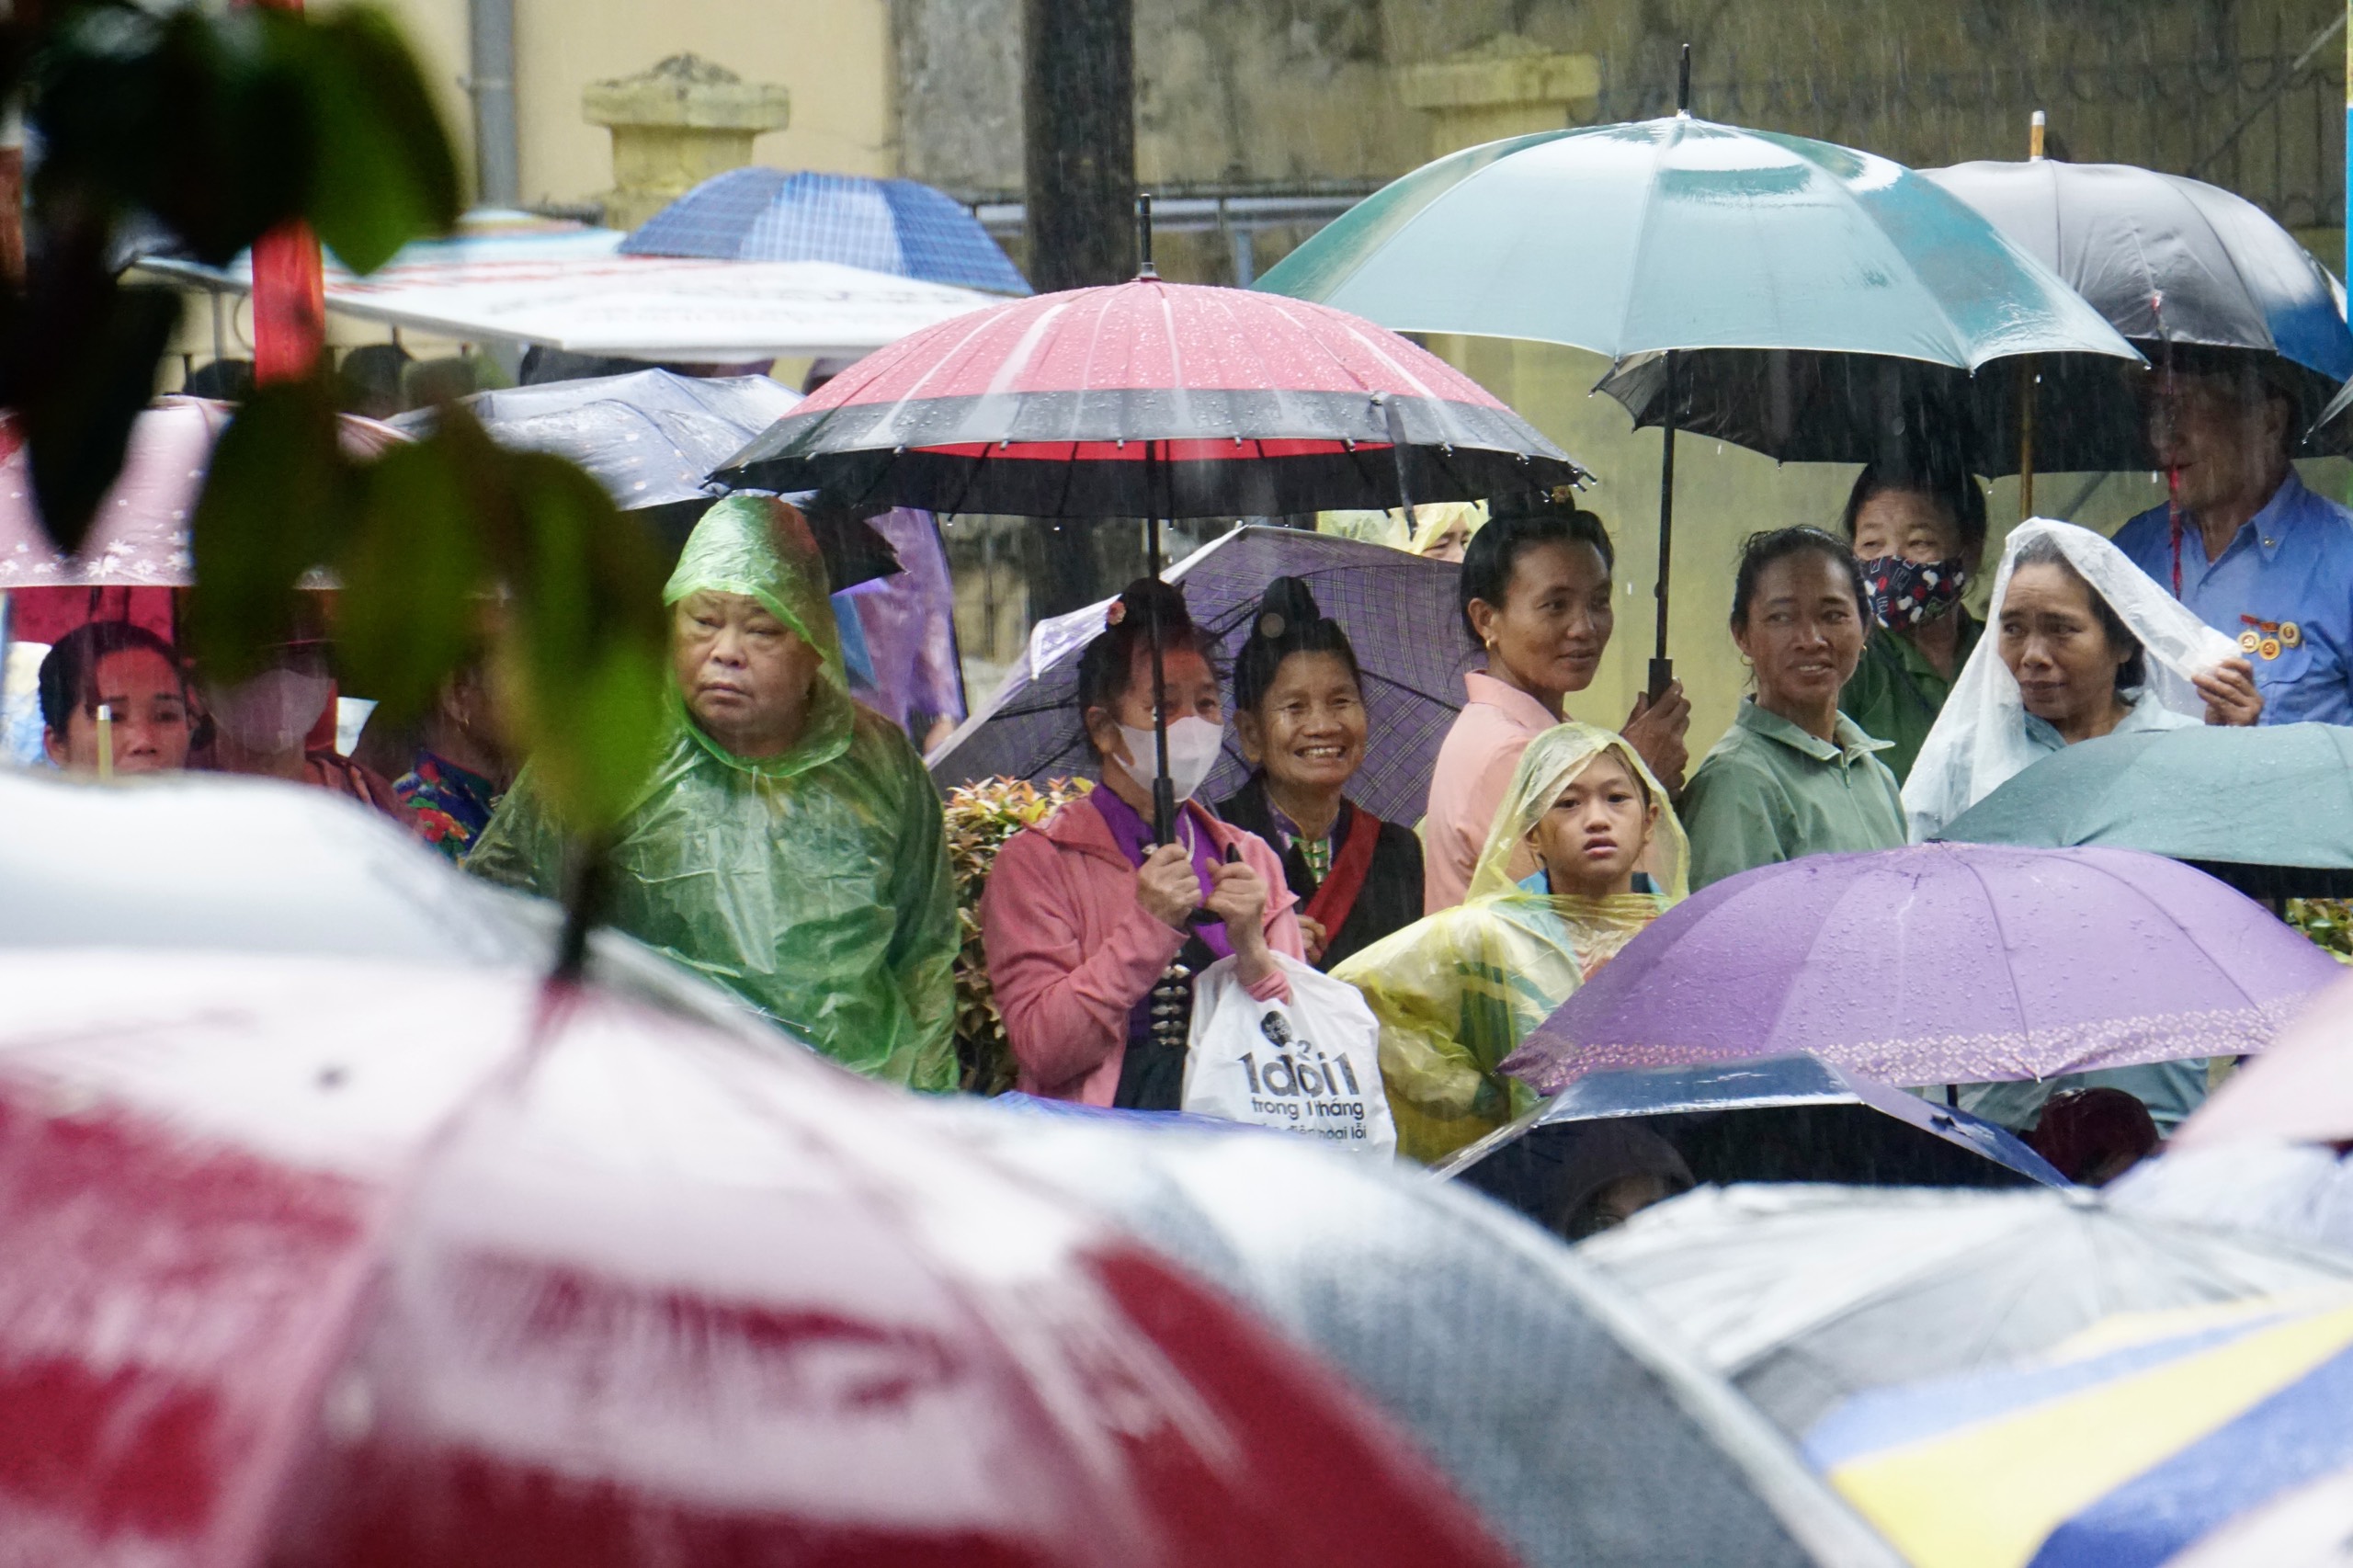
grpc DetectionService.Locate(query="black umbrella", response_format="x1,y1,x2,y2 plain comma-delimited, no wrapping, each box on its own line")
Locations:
1438,1055,2066,1236
1921,156,2353,486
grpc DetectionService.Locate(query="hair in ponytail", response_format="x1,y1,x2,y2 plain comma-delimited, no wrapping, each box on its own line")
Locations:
1232,576,1362,716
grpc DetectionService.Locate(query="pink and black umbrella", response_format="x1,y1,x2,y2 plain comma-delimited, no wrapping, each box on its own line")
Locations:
716,233,1581,838
712,275,1583,520
0,948,1522,1568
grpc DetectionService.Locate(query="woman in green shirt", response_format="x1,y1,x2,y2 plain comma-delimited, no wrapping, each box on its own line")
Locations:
1836,458,1989,783
1681,528,1907,890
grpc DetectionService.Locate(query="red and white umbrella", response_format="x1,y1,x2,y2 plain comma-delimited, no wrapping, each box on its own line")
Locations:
712,277,1584,518
0,949,1520,1568
0,396,404,592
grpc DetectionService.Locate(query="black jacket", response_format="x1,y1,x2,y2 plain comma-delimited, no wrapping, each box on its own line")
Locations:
1217,777,1424,972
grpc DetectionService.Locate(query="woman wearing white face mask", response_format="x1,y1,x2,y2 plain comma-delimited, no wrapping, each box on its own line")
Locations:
981,578,1304,1108
199,639,406,818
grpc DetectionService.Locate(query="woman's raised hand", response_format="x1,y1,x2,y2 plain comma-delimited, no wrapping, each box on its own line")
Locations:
1136,842,1203,929
1621,680,1692,794
2195,658,2264,728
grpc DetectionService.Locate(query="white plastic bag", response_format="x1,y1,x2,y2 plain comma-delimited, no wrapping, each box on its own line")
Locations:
1181,953,1396,1156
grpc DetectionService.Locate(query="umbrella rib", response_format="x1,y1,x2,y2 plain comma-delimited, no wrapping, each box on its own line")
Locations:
1954,850,2039,1071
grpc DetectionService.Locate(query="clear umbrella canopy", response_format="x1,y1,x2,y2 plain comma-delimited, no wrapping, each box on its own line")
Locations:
1582,1183,2353,1439
936,1101,1904,1568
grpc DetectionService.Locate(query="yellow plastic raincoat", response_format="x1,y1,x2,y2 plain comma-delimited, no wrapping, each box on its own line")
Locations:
1332,722,1688,1164
467,495,959,1090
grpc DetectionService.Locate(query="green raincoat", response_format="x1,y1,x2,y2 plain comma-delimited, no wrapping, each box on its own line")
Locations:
467,496,959,1090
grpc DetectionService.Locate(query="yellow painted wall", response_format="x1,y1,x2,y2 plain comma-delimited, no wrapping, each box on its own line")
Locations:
366,0,895,211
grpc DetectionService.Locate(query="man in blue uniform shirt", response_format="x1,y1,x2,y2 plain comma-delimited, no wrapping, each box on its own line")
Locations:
2111,358,2353,725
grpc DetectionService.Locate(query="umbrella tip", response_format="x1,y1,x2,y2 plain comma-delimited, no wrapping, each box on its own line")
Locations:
1676,43,1691,116
1135,193,1158,281
2029,108,2046,160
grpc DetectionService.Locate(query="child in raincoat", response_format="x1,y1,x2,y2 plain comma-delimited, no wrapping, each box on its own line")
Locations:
466,495,960,1091
1333,722,1688,1164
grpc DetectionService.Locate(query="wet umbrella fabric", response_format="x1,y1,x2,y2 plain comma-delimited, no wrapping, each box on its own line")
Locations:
0,396,404,590
1581,1184,2353,1441
2176,971,2353,1151
0,767,807,1050
0,947,1523,1568
402,369,801,515
711,277,1586,517
1937,722,2353,900
936,1101,1907,1568
392,369,901,590
1924,158,2353,466
926,526,1472,826
623,166,1031,296
2112,1142,2353,1258
1502,843,2341,1094
1440,1056,2065,1232
1807,1290,2353,1568
1256,117,2135,676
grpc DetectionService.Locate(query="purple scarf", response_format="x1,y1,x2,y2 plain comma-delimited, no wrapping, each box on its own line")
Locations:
1088,788,1234,960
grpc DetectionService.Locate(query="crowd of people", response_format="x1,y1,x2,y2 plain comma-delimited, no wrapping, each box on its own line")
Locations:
20,353,2349,1205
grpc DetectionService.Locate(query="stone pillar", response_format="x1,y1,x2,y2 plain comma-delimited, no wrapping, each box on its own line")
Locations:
583,54,791,232
1394,37,1601,160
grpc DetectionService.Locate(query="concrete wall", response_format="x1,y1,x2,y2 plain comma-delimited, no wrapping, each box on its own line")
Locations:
892,0,2350,757
373,0,897,211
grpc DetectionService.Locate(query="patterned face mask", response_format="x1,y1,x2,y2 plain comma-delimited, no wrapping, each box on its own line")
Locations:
1859,555,1967,631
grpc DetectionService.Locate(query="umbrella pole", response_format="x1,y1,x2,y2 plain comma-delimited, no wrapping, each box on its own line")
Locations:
1145,440,1176,844
2018,356,2037,519
1650,349,1677,701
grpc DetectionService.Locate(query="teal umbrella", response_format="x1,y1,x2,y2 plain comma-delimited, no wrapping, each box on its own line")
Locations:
1938,722,2353,899
1256,97,2138,695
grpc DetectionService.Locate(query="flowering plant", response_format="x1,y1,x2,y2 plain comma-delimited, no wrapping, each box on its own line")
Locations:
944,775,1095,1093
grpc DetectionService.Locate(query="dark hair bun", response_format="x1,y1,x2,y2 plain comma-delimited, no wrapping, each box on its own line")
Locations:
1233,575,1361,715
1252,576,1323,643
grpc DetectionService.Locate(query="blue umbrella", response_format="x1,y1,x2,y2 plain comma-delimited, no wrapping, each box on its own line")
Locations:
622,167,1031,295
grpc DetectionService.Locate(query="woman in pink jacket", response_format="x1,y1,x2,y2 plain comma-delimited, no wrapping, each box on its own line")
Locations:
982,579,1303,1108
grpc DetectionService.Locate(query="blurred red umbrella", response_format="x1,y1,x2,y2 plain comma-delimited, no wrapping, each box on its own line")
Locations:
0,949,1520,1568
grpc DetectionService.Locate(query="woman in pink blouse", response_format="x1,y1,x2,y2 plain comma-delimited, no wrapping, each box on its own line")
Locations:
1422,496,1691,912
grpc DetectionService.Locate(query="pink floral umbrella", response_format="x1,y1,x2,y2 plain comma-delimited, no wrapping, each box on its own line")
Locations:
0,948,1519,1568
0,395,404,592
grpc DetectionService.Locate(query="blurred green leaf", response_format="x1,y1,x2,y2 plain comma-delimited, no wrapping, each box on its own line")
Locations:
33,5,309,267
489,453,672,834
22,278,177,555
335,439,485,723
299,7,460,275
187,376,349,682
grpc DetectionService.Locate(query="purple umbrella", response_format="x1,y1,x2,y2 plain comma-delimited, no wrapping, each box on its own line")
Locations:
926,525,1472,824
1502,843,2342,1095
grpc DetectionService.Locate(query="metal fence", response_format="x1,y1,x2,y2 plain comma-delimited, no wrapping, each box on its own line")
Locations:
1592,8,2349,235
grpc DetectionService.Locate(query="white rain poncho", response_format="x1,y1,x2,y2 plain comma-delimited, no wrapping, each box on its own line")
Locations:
1903,518,2241,841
